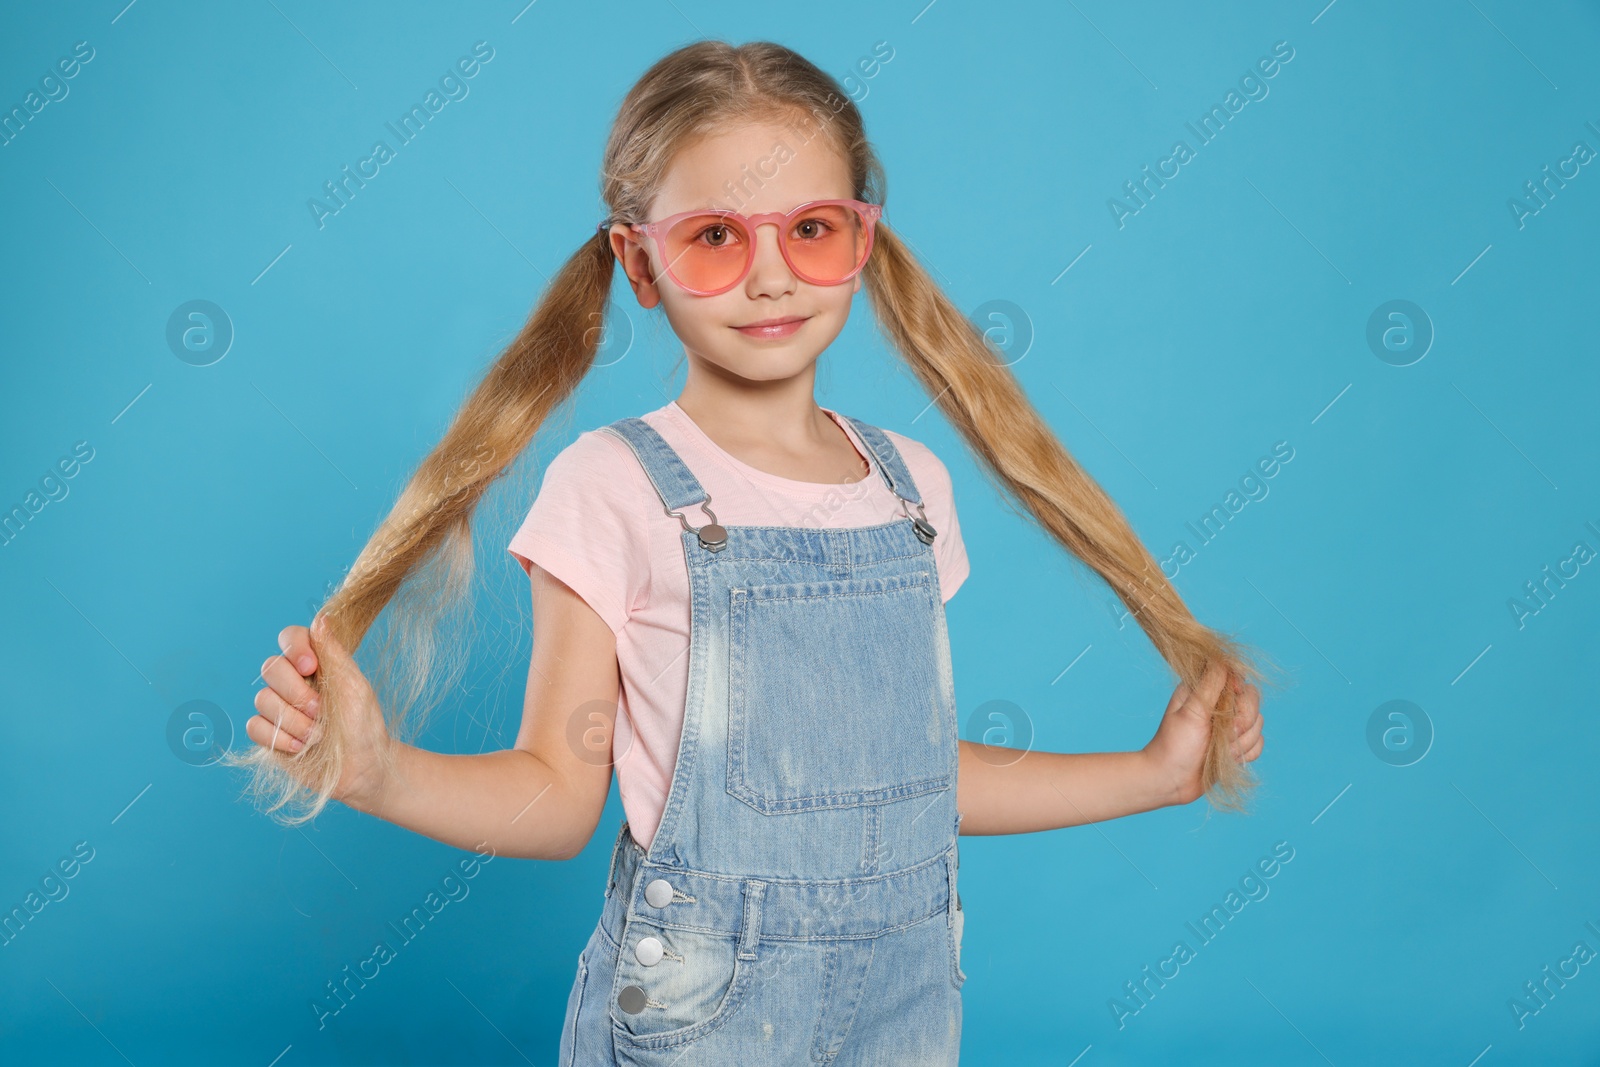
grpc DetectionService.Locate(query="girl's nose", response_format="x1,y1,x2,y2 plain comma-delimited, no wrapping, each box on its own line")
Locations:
744,222,795,294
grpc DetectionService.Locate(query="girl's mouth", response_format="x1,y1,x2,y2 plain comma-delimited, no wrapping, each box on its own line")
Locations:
733,316,809,340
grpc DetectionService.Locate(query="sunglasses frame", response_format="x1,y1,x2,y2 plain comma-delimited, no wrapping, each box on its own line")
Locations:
627,198,883,297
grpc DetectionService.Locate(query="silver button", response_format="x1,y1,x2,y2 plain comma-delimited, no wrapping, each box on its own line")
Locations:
617,984,647,1014
644,878,674,908
635,936,664,966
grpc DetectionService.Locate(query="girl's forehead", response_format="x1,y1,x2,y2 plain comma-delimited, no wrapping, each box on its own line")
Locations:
651,122,853,215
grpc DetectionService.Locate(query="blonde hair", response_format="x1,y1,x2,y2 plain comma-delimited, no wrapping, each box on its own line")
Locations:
223,39,1283,825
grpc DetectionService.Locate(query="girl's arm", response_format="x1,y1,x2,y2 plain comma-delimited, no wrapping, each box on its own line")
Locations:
955,662,1263,835
350,564,618,860
955,746,1174,835
260,564,619,861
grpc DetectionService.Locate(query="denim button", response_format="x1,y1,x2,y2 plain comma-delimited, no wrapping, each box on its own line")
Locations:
644,878,674,908
617,984,647,1014
635,936,664,966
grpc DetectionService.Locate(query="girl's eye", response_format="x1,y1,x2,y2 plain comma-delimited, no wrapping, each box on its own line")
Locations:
792,217,835,241
693,223,741,248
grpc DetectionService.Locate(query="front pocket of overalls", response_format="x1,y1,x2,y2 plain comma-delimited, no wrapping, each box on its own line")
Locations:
609,919,754,1051
727,570,952,815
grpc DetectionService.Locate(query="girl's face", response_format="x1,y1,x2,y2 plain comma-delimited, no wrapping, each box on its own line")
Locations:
609,119,862,386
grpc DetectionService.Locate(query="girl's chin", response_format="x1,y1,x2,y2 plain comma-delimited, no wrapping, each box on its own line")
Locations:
700,351,821,383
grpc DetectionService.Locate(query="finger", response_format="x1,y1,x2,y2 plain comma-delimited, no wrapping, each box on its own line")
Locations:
245,710,306,753
1232,678,1260,715
1232,713,1264,755
253,682,316,744
253,684,315,743
261,655,319,721
310,614,352,669
279,625,317,676
1233,716,1262,752
1232,695,1261,736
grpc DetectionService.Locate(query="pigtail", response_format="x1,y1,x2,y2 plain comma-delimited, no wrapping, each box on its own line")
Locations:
863,221,1285,813
220,228,618,825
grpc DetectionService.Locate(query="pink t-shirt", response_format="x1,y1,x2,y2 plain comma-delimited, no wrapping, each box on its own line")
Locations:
507,400,970,852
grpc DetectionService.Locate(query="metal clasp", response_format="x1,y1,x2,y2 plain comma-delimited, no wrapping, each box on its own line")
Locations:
664,493,727,552
899,496,937,545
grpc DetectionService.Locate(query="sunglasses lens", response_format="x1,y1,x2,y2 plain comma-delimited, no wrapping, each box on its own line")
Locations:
784,203,871,285
661,213,752,293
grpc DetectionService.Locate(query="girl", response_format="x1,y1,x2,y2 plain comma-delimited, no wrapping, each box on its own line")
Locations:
231,40,1271,1065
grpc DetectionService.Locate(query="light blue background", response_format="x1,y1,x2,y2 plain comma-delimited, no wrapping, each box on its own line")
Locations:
3,1,1598,1064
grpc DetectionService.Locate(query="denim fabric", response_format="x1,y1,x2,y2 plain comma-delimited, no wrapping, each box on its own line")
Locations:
558,413,966,1065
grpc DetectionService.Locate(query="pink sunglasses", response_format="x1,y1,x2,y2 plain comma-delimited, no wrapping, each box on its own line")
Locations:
601,198,883,297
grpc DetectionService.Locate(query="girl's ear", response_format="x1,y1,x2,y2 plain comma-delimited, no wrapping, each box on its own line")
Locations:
610,225,662,310
852,273,862,295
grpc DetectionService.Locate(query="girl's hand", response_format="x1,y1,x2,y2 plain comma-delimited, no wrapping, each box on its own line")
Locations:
1141,661,1264,806
246,616,394,808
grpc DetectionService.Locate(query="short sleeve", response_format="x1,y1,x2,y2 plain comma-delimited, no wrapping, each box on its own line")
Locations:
928,459,970,604
887,433,970,603
508,429,651,634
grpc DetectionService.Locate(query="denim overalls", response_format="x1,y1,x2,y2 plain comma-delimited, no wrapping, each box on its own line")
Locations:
558,412,967,1066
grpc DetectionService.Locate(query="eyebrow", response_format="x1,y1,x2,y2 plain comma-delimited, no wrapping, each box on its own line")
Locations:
691,199,827,215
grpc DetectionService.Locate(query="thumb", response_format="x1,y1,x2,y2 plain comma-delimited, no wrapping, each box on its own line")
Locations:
310,614,353,668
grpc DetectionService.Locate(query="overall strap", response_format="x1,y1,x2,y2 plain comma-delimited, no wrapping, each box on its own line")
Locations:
600,417,708,511
835,413,924,506
835,412,939,545
600,417,729,552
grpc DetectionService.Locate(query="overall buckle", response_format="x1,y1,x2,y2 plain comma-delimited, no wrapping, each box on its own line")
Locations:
664,493,727,552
